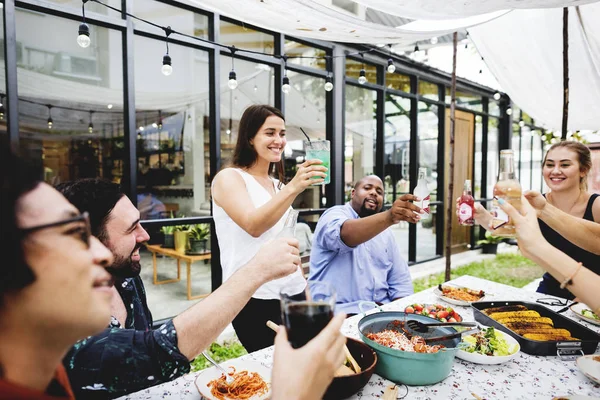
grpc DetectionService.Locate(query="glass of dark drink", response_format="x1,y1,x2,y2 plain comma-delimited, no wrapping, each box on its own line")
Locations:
280,281,335,349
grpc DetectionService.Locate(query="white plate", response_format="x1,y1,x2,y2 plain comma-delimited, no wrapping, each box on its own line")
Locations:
433,285,486,306
577,354,600,385
570,303,600,327
456,327,520,365
194,359,271,400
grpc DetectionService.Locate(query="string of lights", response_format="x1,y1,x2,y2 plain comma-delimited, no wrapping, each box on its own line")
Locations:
76,0,386,92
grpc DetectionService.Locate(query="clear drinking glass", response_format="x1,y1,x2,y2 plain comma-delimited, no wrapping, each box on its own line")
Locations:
304,140,330,185
280,281,335,348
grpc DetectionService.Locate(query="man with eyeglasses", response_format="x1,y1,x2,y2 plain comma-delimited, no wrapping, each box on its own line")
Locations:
57,179,302,399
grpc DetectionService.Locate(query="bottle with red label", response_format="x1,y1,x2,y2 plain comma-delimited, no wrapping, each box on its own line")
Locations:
413,167,430,217
458,179,475,226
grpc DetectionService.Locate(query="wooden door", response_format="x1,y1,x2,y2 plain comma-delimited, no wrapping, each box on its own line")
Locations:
444,109,474,253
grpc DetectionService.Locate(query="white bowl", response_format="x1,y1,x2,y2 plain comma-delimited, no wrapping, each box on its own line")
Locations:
456,327,520,365
570,303,600,327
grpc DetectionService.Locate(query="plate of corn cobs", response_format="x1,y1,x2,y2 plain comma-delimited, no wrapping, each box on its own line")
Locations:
483,305,578,341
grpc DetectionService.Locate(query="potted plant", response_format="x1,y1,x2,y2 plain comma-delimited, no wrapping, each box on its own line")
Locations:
173,224,190,254
188,224,210,254
476,231,503,254
160,225,175,248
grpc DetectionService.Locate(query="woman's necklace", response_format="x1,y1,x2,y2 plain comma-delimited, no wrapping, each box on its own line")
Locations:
547,190,584,216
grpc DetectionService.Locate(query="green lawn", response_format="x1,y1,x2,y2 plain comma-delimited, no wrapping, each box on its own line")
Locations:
190,253,543,372
413,252,544,293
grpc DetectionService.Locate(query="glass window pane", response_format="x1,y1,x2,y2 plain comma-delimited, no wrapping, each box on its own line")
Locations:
488,100,500,116
417,101,438,262
531,130,543,192
220,20,274,54
134,36,210,220
417,204,439,261
284,72,327,210
384,94,411,206
386,72,411,93
419,81,439,101
345,85,376,200
520,127,532,190
511,104,521,122
16,10,124,184
474,115,483,199
445,89,482,111
132,0,209,39
487,118,499,197
512,123,521,180
220,56,275,167
345,58,377,83
284,39,327,70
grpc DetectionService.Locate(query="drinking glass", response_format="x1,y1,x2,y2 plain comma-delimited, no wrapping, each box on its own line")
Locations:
304,140,330,185
280,281,336,348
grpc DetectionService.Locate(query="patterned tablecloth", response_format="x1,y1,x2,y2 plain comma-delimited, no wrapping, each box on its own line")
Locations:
118,275,600,400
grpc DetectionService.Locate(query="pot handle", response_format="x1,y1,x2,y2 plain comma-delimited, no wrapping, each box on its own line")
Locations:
358,301,384,315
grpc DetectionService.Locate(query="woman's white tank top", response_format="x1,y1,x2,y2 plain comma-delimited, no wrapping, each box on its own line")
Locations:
212,168,306,299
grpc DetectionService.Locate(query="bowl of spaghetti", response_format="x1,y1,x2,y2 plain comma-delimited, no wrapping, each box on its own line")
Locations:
194,359,270,400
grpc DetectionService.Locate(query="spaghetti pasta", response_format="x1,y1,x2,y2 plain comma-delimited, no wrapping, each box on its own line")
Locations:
207,366,269,400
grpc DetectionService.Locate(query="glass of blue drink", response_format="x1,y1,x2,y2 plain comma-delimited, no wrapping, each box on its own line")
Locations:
304,140,330,185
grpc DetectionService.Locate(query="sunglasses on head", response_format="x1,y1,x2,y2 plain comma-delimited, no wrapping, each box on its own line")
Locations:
20,212,91,247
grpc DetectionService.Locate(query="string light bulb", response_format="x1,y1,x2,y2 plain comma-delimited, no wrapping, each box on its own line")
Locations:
88,110,94,133
414,44,420,52
358,53,367,84
493,92,501,101
506,107,513,116
228,47,238,90
519,119,525,127
430,36,438,45
77,0,91,48
161,26,173,76
324,75,333,92
282,75,290,93
158,110,163,130
47,105,53,129
387,58,396,73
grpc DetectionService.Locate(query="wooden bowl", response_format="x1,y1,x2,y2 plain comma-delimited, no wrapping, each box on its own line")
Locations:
323,337,377,400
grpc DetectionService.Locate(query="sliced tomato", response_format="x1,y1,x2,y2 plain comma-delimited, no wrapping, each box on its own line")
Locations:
405,306,415,314
437,310,449,319
414,304,423,312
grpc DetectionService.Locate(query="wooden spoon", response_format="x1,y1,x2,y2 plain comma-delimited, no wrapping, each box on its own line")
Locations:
382,384,398,400
265,320,362,373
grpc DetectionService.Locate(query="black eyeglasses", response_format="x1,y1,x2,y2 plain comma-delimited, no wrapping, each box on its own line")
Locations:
536,297,569,307
20,212,91,247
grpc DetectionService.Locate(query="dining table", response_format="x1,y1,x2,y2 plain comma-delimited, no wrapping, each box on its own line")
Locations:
118,275,600,399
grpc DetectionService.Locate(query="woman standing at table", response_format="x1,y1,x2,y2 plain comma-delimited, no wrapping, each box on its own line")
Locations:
470,141,600,299
211,104,327,352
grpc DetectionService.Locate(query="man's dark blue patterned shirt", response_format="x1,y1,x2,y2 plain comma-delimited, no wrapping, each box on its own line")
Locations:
63,276,190,399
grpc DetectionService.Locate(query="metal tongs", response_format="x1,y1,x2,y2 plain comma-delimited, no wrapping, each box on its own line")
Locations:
407,320,478,333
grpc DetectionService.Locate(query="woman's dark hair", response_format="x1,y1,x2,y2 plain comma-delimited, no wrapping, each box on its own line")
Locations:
55,178,124,243
0,136,43,296
232,104,286,186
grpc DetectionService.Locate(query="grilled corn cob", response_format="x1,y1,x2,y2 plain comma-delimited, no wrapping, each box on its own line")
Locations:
504,322,555,331
512,328,572,337
489,310,540,320
495,316,554,326
523,333,579,341
483,305,528,315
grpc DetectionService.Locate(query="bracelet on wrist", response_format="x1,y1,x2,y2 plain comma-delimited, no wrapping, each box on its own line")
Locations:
560,262,583,290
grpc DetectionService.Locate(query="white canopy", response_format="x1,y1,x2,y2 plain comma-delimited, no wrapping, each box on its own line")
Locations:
468,3,600,130
351,0,597,20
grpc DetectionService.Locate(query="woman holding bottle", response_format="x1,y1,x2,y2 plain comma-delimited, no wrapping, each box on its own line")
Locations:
211,104,327,352
466,141,600,299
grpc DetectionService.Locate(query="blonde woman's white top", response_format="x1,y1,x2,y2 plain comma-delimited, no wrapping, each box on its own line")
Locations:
212,168,306,299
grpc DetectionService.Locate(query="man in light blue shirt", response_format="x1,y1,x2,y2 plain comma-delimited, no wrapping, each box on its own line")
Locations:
309,175,422,315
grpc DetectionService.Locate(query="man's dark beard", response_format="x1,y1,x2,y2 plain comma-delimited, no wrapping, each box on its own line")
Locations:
105,244,142,278
358,199,380,218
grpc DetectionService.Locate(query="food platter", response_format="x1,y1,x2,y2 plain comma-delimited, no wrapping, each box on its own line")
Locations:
404,303,463,323
194,359,271,400
456,326,520,365
570,303,600,327
434,284,486,306
576,354,600,385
